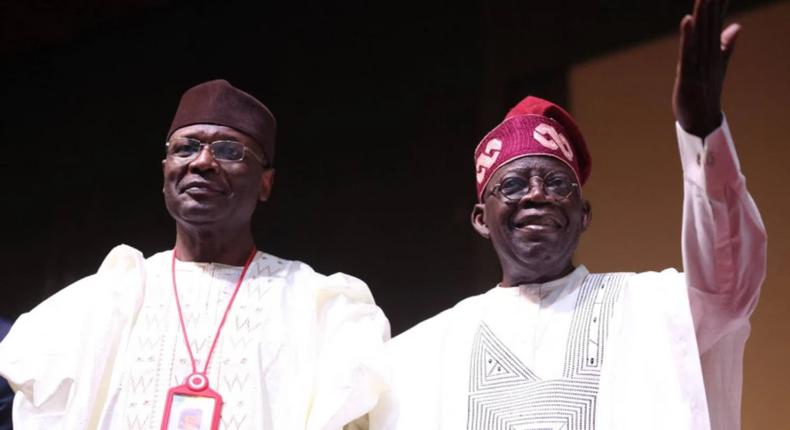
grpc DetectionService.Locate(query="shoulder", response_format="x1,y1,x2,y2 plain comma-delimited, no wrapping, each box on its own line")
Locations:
624,268,685,289
99,244,146,273
55,243,147,300
268,255,375,306
584,269,684,288
593,269,689,316
144,248,171,268
264,256,390,346
390,293,487,352
0,245,147,365
31,244,147,314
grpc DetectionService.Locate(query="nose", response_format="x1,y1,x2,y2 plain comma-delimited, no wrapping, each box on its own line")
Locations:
518,177,549,204
188,145,219,173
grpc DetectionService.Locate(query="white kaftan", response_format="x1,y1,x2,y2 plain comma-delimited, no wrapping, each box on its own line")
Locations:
370,117,766,430
0,249,390,430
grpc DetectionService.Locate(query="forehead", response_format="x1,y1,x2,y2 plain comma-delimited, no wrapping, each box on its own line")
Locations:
171,124,254,144
489,155,575,183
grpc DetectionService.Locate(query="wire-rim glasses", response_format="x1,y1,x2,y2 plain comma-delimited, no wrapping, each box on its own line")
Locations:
490,171,578,202
166,137,267,166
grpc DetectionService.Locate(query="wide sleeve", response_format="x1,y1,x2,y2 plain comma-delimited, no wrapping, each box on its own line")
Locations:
0,245,146,430
677,115,767,354
304,272,391,430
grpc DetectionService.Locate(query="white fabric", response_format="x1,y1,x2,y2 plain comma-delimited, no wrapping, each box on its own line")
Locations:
0,249,391,430
370,117,766,430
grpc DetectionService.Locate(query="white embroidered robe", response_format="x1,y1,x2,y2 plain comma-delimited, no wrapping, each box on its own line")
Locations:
0,250,390,430
370,118,766,430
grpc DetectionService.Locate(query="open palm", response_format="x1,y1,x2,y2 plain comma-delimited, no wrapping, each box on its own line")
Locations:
672,0,741,138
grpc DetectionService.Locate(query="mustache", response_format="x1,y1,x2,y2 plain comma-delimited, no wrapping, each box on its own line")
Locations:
518,200,557,210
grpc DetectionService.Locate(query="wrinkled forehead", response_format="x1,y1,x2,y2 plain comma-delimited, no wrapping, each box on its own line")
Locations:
171,123,250,140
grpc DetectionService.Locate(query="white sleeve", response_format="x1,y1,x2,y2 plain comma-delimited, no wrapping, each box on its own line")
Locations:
677,115,767,354
305,273,391,430
0,245,145,430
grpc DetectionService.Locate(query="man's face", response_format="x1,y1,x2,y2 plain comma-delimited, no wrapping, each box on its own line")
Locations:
163,124,274,227
472,156,591,282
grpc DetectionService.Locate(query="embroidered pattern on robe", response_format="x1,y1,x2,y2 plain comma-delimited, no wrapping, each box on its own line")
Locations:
467,273,632,430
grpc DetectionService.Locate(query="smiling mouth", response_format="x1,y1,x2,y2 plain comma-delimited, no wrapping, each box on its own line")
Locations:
513,216,562,230
182,183,225,196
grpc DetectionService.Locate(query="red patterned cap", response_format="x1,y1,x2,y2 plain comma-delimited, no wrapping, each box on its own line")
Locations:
474,96,591,201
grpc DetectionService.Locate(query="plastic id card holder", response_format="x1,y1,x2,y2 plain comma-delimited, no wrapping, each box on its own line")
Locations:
160,383,222,430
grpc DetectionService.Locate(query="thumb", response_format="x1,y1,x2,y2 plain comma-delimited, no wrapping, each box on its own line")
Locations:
721,23,742,69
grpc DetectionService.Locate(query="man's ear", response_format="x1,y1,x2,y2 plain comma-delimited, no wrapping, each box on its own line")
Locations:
258,168,275,201
471,203,490,239
581,199,592,232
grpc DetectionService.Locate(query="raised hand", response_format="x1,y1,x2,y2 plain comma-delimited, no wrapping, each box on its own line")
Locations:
672,0,741,138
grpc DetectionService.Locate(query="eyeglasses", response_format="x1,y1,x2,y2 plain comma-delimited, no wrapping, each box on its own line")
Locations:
490,171,578,201
165,137,267,165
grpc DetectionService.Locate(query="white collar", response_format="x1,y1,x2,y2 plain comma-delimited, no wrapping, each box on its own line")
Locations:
493,265,589,297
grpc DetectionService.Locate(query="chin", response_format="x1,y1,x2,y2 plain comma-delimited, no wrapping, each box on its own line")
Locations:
514,242,558,263
169,203,229,225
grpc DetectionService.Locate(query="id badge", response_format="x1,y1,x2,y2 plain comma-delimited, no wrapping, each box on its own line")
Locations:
161,374,223,430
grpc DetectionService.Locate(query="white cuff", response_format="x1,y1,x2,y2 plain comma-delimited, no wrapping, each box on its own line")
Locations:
676,114,742,191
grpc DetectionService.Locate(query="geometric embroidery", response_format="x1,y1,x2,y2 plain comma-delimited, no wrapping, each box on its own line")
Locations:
563,273,630,380
467,273,630,430
469,324,538,392
235,315,262,333
119,251,289,430
222,415,248,429
223,374,251,391
126,415,149,430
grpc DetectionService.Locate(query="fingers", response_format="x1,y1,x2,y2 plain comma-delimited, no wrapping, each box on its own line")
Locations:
692,0,732,68
721,23,741,52
692,0,706,20
696,0,710,68
678,15,696,75
680,0,734,76
710,0,722,53
721,23,742,67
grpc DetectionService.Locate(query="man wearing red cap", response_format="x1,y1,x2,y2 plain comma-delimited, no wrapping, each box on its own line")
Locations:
0,80,389,430
371,1,765,429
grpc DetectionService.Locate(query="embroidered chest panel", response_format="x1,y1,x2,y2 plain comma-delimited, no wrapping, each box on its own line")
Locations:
467,273,631,430
118,255,288,430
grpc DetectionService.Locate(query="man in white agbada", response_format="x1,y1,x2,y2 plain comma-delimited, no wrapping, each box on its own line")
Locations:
0,79,390,430
370,1,766,429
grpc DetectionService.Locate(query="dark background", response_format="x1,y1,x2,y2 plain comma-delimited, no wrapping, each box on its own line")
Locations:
1,0,778,335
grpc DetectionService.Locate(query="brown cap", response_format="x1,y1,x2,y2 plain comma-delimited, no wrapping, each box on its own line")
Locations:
167,79,277,163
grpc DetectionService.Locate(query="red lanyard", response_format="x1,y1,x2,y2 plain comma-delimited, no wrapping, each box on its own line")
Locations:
171,246,257,390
